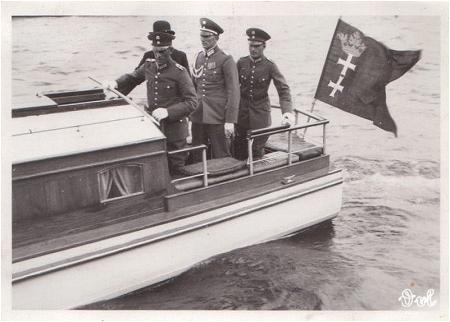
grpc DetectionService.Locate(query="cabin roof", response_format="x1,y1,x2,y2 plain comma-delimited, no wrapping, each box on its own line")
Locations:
11,105,165,164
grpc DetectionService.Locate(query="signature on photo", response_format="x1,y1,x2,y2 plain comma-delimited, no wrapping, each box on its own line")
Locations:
398,288,437,308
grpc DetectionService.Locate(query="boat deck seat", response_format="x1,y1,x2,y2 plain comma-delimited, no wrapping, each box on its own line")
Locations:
264,133,323,160
174,151,300,191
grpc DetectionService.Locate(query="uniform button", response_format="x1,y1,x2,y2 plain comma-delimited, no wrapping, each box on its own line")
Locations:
252,65,255,68
202,83,205,86
252,70,255,73
155,81,158,84
154,87,157,89
155,76,158,79
157,72,160,75
154,98,158,100
155,92,158,95
202,94,205,97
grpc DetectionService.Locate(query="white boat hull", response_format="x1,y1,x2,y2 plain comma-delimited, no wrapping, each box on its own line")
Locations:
12,170,343,309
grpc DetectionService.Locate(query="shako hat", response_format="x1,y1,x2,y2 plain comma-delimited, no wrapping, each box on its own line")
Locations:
199,18,224,35
246,28,271,44
153,20,175,35
148,31,175,47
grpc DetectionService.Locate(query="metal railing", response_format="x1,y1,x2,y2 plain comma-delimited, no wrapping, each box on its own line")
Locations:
168,144,209,187
168,108,328,185
247,108,328,176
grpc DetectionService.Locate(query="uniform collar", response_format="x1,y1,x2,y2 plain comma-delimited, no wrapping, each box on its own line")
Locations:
205,45,218,57
250,56,263,64
156,62,169,71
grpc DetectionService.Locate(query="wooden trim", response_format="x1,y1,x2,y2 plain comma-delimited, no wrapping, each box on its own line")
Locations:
165,155,330,211
13,176,343,283
13,151,165,182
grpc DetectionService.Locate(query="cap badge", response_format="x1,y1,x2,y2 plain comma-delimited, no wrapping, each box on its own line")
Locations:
251,30,255,34
202,20,206,25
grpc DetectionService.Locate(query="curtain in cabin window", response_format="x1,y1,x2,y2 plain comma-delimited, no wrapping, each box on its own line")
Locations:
98,164,143,201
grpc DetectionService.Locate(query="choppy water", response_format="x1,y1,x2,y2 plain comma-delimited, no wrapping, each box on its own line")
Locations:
11,15,441,310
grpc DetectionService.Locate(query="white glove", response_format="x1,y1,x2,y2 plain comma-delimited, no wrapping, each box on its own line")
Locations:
102,80,118,90
224,122,235,138
102,80,118,100
281,112,295,126
152,108,169,121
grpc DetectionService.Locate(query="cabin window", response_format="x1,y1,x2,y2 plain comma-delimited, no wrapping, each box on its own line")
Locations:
98,164,144,202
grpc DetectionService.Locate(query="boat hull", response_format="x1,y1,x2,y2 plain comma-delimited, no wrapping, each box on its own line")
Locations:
12,170,342,309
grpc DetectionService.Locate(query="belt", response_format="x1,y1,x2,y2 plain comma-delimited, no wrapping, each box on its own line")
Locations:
241,94,268,101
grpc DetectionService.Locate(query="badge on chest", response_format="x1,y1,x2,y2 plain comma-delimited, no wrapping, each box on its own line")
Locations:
207,62,216,69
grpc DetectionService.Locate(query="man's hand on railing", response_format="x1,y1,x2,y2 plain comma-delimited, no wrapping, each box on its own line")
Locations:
152,108,168,122
281,112,295,126
101,80,118,100
225,122,235,138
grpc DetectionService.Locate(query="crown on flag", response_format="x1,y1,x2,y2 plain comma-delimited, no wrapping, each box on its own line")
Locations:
337,31,367,57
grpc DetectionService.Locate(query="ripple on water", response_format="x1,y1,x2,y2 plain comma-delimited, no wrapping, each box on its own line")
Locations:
335,156,440,181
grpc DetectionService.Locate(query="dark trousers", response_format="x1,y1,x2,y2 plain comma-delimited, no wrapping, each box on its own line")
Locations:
167,138,188,174
234,124,268,160
191,123,231,162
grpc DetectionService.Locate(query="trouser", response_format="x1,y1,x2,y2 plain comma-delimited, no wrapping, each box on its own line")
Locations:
167,138,188,174
234,124,268,160
191,123,231,162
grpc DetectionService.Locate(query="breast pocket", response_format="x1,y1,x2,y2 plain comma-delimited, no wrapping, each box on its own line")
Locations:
258,74,270,85
207,67,222,82
163,81,177,95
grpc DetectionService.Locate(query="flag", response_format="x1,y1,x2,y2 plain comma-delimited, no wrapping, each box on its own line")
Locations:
314,19,421,136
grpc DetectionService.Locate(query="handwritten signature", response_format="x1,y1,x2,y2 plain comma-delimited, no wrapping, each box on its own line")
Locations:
398,288,437,308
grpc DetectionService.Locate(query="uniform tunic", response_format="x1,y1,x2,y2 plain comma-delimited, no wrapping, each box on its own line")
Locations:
116,59,197,170
191,46,240,124
190,46,240,160
235,55,293,159
117,47,190,96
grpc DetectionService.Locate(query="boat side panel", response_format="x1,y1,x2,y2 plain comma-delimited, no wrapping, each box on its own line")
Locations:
12,171,342,309
165,155,330,211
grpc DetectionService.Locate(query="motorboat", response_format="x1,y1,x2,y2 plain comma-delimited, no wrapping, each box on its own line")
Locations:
11,88,343,309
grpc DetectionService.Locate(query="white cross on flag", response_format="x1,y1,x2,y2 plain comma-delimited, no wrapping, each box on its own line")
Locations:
314,19,421,136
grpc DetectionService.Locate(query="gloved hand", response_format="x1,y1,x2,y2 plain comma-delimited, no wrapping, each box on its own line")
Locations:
102,80,118,100
224,122,235,138
152,108,169,121
102,80,118,90
281,112,295,126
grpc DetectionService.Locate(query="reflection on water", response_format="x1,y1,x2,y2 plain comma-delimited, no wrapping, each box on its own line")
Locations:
12,15,441,310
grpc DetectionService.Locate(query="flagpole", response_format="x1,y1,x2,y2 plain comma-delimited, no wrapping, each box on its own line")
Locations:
301,98,316,138
303,17,342,139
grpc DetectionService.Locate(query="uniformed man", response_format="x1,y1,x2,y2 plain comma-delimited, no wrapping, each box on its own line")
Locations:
190,18,240,162
106,32,197,174
234,28,295,160
116,20,191,96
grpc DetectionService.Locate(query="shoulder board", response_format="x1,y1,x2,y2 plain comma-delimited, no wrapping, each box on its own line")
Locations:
265,57,274,64
175,63,185,71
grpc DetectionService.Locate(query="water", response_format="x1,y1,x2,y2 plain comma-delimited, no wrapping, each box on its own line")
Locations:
11,15,441,310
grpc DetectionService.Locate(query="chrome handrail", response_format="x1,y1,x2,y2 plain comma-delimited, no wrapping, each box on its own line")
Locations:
246,111,328,175
168,144,208,187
